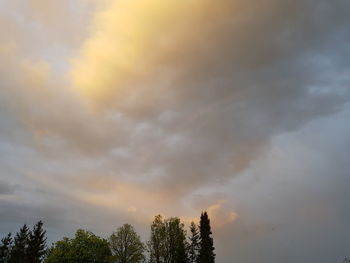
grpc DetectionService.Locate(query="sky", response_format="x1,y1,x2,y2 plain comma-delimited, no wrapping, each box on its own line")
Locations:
0,0,350,262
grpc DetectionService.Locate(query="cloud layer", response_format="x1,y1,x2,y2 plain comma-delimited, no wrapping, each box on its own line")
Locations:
0,1,350,262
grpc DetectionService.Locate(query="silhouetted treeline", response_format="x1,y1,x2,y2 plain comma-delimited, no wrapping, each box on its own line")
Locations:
0,221,47,263
0,212,215,263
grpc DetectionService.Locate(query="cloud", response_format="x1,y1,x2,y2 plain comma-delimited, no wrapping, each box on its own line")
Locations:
1,0,349,216
63,0,350,194
0,1,350,262
207,200,238,229
70,0,350,110
0,181,16,195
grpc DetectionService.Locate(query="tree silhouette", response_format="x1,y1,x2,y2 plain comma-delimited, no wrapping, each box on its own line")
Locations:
1,215,218,263
197,212,215,263
148,215,166,263
166,217,187,263
109,224,145,263
148,215,188,263
27,221,47,263
187,222,199,263
0,233,12,263
9,224,29,263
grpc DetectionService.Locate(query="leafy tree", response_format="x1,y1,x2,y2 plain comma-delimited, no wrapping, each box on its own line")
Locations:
187,222,199,263
148,215,167,263
45,238,71,263
197,212,215,263
166,218,187,263
9,224,29,263
148,216,188,263
27,221,47,263
45,229,112,263
0,233,12,263
109,224,145,263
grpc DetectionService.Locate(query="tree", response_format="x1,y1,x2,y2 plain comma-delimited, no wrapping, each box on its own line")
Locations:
45,229,112,263
0,233,12,263
148,215,167,263
109,224,145,263
166,218,187,263
148,215,188,263
9,224,29,263
187,222,199,263
44,237,71,263
197,212,215,263
27,221,47,263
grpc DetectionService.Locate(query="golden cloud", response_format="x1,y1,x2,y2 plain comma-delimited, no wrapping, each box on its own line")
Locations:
69,0,240,109
207,200,238,229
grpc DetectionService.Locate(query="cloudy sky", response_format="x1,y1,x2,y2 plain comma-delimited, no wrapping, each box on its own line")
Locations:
0,0,350,262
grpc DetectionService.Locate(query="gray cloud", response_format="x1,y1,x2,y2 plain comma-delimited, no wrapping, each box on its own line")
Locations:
0,181,16,195
0,1,350,262
213,106,350,262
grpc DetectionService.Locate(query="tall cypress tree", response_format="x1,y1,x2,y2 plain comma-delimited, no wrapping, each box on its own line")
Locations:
187,222,199,263
0,233,12,263
197,212,215,263
27,221,47,263
9,225,29,263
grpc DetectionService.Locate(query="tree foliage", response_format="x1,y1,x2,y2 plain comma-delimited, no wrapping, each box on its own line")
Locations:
109,224,145,263
9,224,29,263
27,221,47,263
166,218,187,263
0,233,12,263
0,222,47,263
187,222,199,263
197,212,215,263
148,215,187,263
45,229,112,263
2,212,217,263
148,215,167,263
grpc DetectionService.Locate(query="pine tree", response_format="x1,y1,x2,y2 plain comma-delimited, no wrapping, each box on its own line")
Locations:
187,222,199,263
197,212,215,263
27,221,47,263
9,224,29,263
0,233,12,263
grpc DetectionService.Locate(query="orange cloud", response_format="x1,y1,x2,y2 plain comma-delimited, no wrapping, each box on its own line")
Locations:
207,200,238,229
